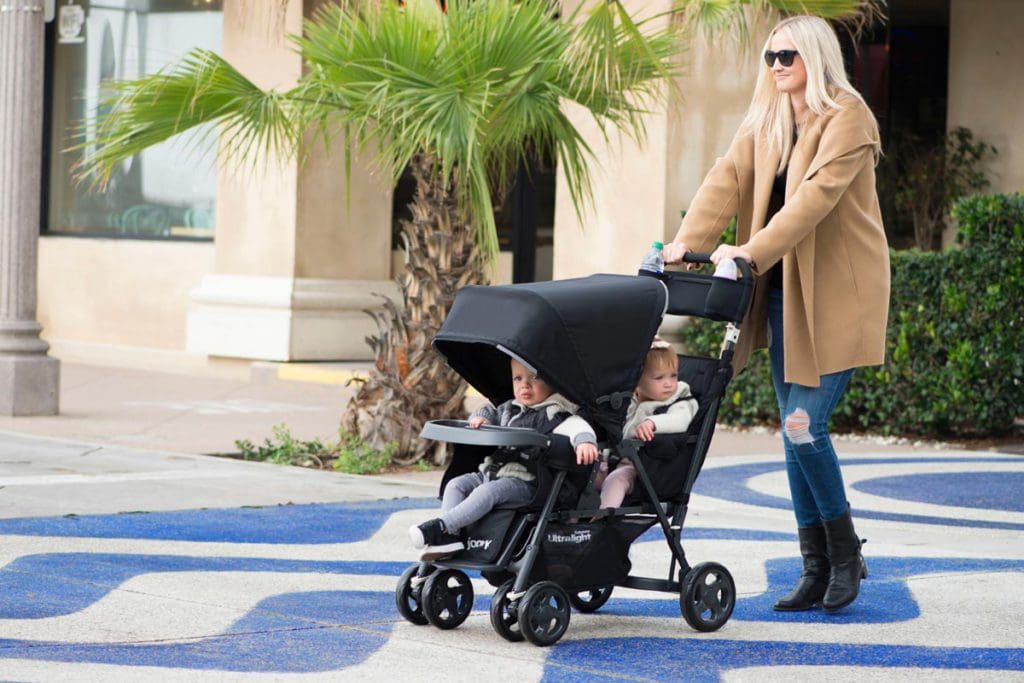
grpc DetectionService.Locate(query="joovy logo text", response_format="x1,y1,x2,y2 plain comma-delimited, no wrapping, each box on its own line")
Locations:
546,529,592,544
467,538,493,550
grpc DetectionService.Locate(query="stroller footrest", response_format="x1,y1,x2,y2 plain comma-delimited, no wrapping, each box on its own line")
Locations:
430,559,509,573
620,575,680,592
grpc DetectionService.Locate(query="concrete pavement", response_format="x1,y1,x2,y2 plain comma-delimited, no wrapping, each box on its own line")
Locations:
0,360,957,460
0,361,1021,680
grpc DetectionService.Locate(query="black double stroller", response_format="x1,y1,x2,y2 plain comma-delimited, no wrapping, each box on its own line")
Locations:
395,254,753,646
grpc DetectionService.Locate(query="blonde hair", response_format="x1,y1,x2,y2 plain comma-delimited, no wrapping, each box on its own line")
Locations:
741,15,877,173
645,346,678,375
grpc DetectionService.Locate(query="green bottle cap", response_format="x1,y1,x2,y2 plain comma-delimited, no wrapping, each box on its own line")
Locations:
652,241,664,249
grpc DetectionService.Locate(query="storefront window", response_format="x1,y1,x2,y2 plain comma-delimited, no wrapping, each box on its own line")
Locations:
45,0,223,239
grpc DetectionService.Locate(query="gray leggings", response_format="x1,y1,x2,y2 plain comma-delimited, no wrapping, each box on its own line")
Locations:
439,472,535,533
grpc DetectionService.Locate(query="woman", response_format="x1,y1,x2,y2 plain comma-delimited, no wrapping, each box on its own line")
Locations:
663,15,889,613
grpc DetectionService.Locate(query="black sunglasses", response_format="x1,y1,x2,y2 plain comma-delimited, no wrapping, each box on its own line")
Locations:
764,50,799,67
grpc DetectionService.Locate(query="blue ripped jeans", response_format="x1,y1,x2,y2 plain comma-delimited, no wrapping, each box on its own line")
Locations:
768,288,853,528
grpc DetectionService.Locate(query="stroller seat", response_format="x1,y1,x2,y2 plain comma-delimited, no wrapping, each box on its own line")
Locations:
617,353,727,509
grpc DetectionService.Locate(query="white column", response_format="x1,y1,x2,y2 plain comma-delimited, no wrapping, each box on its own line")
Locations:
0,0,60,415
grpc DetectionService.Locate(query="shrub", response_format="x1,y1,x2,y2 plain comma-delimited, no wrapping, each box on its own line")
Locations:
679,192,1024,438
890,126,997,250
235,424,331,467
235,425,399,474
333,431,398,475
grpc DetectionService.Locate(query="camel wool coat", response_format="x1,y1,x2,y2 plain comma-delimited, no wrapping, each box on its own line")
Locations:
675,94,890,387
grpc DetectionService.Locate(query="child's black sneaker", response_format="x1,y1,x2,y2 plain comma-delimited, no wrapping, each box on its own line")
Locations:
409,518,464,559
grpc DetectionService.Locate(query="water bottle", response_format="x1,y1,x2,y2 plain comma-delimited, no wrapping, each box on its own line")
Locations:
639,241,664,275
713,258,738,280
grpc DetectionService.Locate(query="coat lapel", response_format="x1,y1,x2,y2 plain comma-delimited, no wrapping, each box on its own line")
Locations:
751,138,781,236
786,121,817,196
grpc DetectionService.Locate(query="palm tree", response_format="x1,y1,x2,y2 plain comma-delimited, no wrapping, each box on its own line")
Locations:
81,0,881,464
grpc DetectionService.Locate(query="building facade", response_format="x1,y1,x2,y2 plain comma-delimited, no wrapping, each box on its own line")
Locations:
22,0,1024,379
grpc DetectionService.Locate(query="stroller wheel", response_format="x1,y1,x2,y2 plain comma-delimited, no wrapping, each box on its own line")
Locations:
569,585,614,613
489,580,525,642
680,562,735,632
517,581,571,647
423,568,474,630
395,563,431,625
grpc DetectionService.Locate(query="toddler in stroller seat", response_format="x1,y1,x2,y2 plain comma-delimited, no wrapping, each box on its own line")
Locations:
410,357,599,560
594,339,698,509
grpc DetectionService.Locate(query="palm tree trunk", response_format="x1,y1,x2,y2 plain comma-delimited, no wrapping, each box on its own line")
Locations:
342,154,487,465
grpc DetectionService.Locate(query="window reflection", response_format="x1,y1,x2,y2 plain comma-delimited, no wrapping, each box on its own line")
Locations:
46,0,223,239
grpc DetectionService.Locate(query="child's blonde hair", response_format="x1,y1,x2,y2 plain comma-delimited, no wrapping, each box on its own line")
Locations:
645,345,678,376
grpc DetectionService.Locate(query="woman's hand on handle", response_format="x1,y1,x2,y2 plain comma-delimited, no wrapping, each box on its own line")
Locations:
663,242,689,265
710,244,754,269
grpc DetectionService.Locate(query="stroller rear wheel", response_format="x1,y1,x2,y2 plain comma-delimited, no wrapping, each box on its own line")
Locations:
680,562,735,632
517,581,572,647
489,580,525,642
423,568,474,629
569,585,614,613
395,563,431,625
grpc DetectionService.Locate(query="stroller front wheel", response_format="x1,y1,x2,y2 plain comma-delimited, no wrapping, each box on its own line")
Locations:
518,581,572,647
423,568,474,629
489,580,525,642
395,563,430,626
680,562,735,632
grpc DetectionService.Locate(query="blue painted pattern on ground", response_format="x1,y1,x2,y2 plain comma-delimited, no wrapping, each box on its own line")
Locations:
2,453,1023,677
854,471,1024,512
0,497,436,543
695,456,1024,530
543,638,1024,682
0,554,409,618
0,591,393,672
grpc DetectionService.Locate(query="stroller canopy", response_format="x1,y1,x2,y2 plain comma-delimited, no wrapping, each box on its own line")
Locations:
434,274,667,442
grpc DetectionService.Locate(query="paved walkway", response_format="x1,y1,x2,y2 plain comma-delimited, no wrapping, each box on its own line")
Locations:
0,361,1021,680
0,361,959,459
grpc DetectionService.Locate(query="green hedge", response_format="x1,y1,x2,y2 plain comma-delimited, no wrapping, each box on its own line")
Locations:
679,192,1024,438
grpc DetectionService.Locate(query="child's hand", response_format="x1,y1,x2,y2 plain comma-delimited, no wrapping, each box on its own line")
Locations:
468,416,489,429
575,442,598,465
633,419,656,441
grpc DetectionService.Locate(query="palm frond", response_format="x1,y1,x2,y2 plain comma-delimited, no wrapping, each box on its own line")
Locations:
677,0,885,47
75,50,303,189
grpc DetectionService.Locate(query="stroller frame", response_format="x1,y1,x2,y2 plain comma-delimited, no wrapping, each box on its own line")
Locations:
396,254,754,646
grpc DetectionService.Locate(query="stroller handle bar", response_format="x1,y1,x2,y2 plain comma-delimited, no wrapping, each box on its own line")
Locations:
420,419,552,449
683,252,754,280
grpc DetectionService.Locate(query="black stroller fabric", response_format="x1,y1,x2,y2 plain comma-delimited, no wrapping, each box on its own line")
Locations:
461,509,517,563
433,274,667,443
533,518,654,590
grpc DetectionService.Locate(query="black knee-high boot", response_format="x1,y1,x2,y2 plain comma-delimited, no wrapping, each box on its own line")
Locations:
822,510,867,612
773,523,829,611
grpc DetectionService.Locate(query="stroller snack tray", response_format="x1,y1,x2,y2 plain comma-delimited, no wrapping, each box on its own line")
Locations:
420,419,551,448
